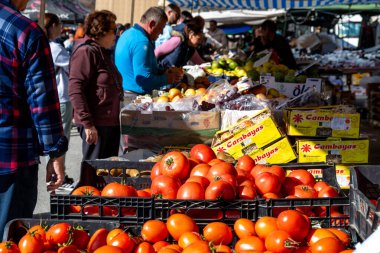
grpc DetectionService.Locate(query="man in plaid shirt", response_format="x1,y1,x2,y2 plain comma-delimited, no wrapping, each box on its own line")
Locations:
0,0,68,236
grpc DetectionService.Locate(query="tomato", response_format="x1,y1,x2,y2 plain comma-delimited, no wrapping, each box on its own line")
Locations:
70,186,101,214
57,245,79,253
178,232,202,249
188,158,200,170
203,222,233,245
306,228,338,246
101,182,138,216
0,241,20,253
72,227,90,250
215,245,233,253
237,182,257,200
250,164,267,179
282,177,301,196
93,245,123,253
152,241,170,252
262,165,286,184
160,151,190,179
150,175,181,199
255,172,281,195
262,192,280,199
190,144,216,163
236,155,255,173
327,228,351,248
151,161,162,181
190,164,211,178
265,230,298,253
205,180,235,200
236,169,254,183
162,244,181,252
234,236,265,253
318,186,339,198
310,237,344,253
293,246,312,253
176,182,205,200
255,216,278,240
212,174,238,191
207,162,237,181
294,185,318,198
107,230,135,253
277,210,310,242
137,190,151,197
234,218,256,239
288,170,316,187
132,242,154,253
28,225,49,250
157,248,179,253
185,176,210,190
339,250,354,253
166,214,199,241
182,241,212,253
18,232,44,253
46,223,72,246
141,220,168,243
314,182,330,192
208,159,224,166
87,228,108,253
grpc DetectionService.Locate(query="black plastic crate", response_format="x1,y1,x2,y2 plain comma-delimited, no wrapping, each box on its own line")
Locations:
349,165,380,240
2,218,120,243
50,160,155,225
258,163,350,228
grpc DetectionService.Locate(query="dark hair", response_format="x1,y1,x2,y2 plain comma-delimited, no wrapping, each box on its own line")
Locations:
44,13,60,38
260,20,277,32
140,7,167,24
124,23,131,29
209,19,217,25
116,23,126,34
84,10,117,40
181,10,193,22
166,3,180,15
184,19,203,36
193,16,205,29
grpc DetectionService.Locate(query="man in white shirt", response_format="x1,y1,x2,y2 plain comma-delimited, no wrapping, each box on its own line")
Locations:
206,19,228,50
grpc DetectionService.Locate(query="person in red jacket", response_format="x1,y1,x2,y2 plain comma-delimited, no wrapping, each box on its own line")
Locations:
69,10,123,160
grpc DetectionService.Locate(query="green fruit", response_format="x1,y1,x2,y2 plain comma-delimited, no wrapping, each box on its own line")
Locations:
228,61,238,70
211,61,220,69
247,70,260,81
274,71,285,82
284,75,297,83
296,75,308,83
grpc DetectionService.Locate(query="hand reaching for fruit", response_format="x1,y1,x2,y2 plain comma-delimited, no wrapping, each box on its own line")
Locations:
165,67,184,84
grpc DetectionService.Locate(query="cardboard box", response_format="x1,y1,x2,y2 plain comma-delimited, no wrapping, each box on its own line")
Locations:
260,76,322,98
212,109,283,159
120,109,220,152
297,138,369,164
285,106,360,138
248,137,297,164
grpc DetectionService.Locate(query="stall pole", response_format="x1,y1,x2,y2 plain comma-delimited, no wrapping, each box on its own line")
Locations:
38,0,46,29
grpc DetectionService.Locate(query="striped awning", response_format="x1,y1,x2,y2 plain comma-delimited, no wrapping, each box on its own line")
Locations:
167,0,379,10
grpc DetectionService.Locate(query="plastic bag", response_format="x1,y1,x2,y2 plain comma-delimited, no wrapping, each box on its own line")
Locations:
223,94,266,111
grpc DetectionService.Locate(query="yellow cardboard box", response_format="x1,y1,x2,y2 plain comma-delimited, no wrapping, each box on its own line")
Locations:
212,109,283,159
297,138,369,164
285,106,360,138
248,137,297,164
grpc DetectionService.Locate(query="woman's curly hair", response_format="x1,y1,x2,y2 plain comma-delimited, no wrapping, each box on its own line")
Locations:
84,10,117,40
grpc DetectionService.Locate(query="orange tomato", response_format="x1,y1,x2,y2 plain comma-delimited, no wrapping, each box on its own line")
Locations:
310,237,344,253
234,218,256,239
141,220,169,243
255,217,278,239
166,214,199,241
203,222,233,245
234,236,265,253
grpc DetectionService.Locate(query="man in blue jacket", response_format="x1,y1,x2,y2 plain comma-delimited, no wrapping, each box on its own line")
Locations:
115,7,182,99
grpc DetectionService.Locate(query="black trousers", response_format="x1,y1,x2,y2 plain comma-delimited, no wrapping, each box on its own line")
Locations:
77,125,120,161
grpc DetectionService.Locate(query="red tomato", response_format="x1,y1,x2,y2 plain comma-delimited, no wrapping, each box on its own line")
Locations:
152,241,170,252
178,232,202,249
46,223,72,246
205,180,235,200
262,192,280,199
57,245,79,253
106,229,124,245
282,176,301,196
310,237,344,253
203,222,233,245
101,182,138,216
150,175,181,199
27,225,49,250
234,236,265,253
288,170,316,187
0,241,20,253
176,182,205,200
160,151,190,179
215,245,233,253
306,228,338,246
72,227,90,250
190,163,210,178
188,158,200,170
265,230,298,253
18,232,44,253
262,165,286,184
141,220,169,243
134,242,155,253
314,181,330,192
250,164,267,179
207,162,237,181
190,144,216,163
70,186,101,214
236,155,255,173
87,228,108,253
208,158,224,166
255,217,278,240
150,162,162,181
294,185,318,198
238,182,257,200
166,214,199,241
185,176,210,190
327,228,351,248
107,230,135,253
293,246,312,253
236,169,254,183
254,172,281,195
137,190,151,198
318,186,339,198
234,218,256,239
93,245,123,253
211,174,238,191
277,210,310,242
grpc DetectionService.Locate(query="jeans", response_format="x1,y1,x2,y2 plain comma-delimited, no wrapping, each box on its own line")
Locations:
0,165,38,239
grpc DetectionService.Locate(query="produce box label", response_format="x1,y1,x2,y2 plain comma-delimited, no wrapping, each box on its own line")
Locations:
285,107,360,138
335,164,350,189
297,139,369,164
212,109,283,159
260,76,322,98
248,137,297,164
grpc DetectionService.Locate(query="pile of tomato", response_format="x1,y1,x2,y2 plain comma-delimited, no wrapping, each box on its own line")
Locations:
0,210,354,253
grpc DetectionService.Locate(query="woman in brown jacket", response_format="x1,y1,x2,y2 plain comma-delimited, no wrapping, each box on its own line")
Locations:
69,10,123,160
